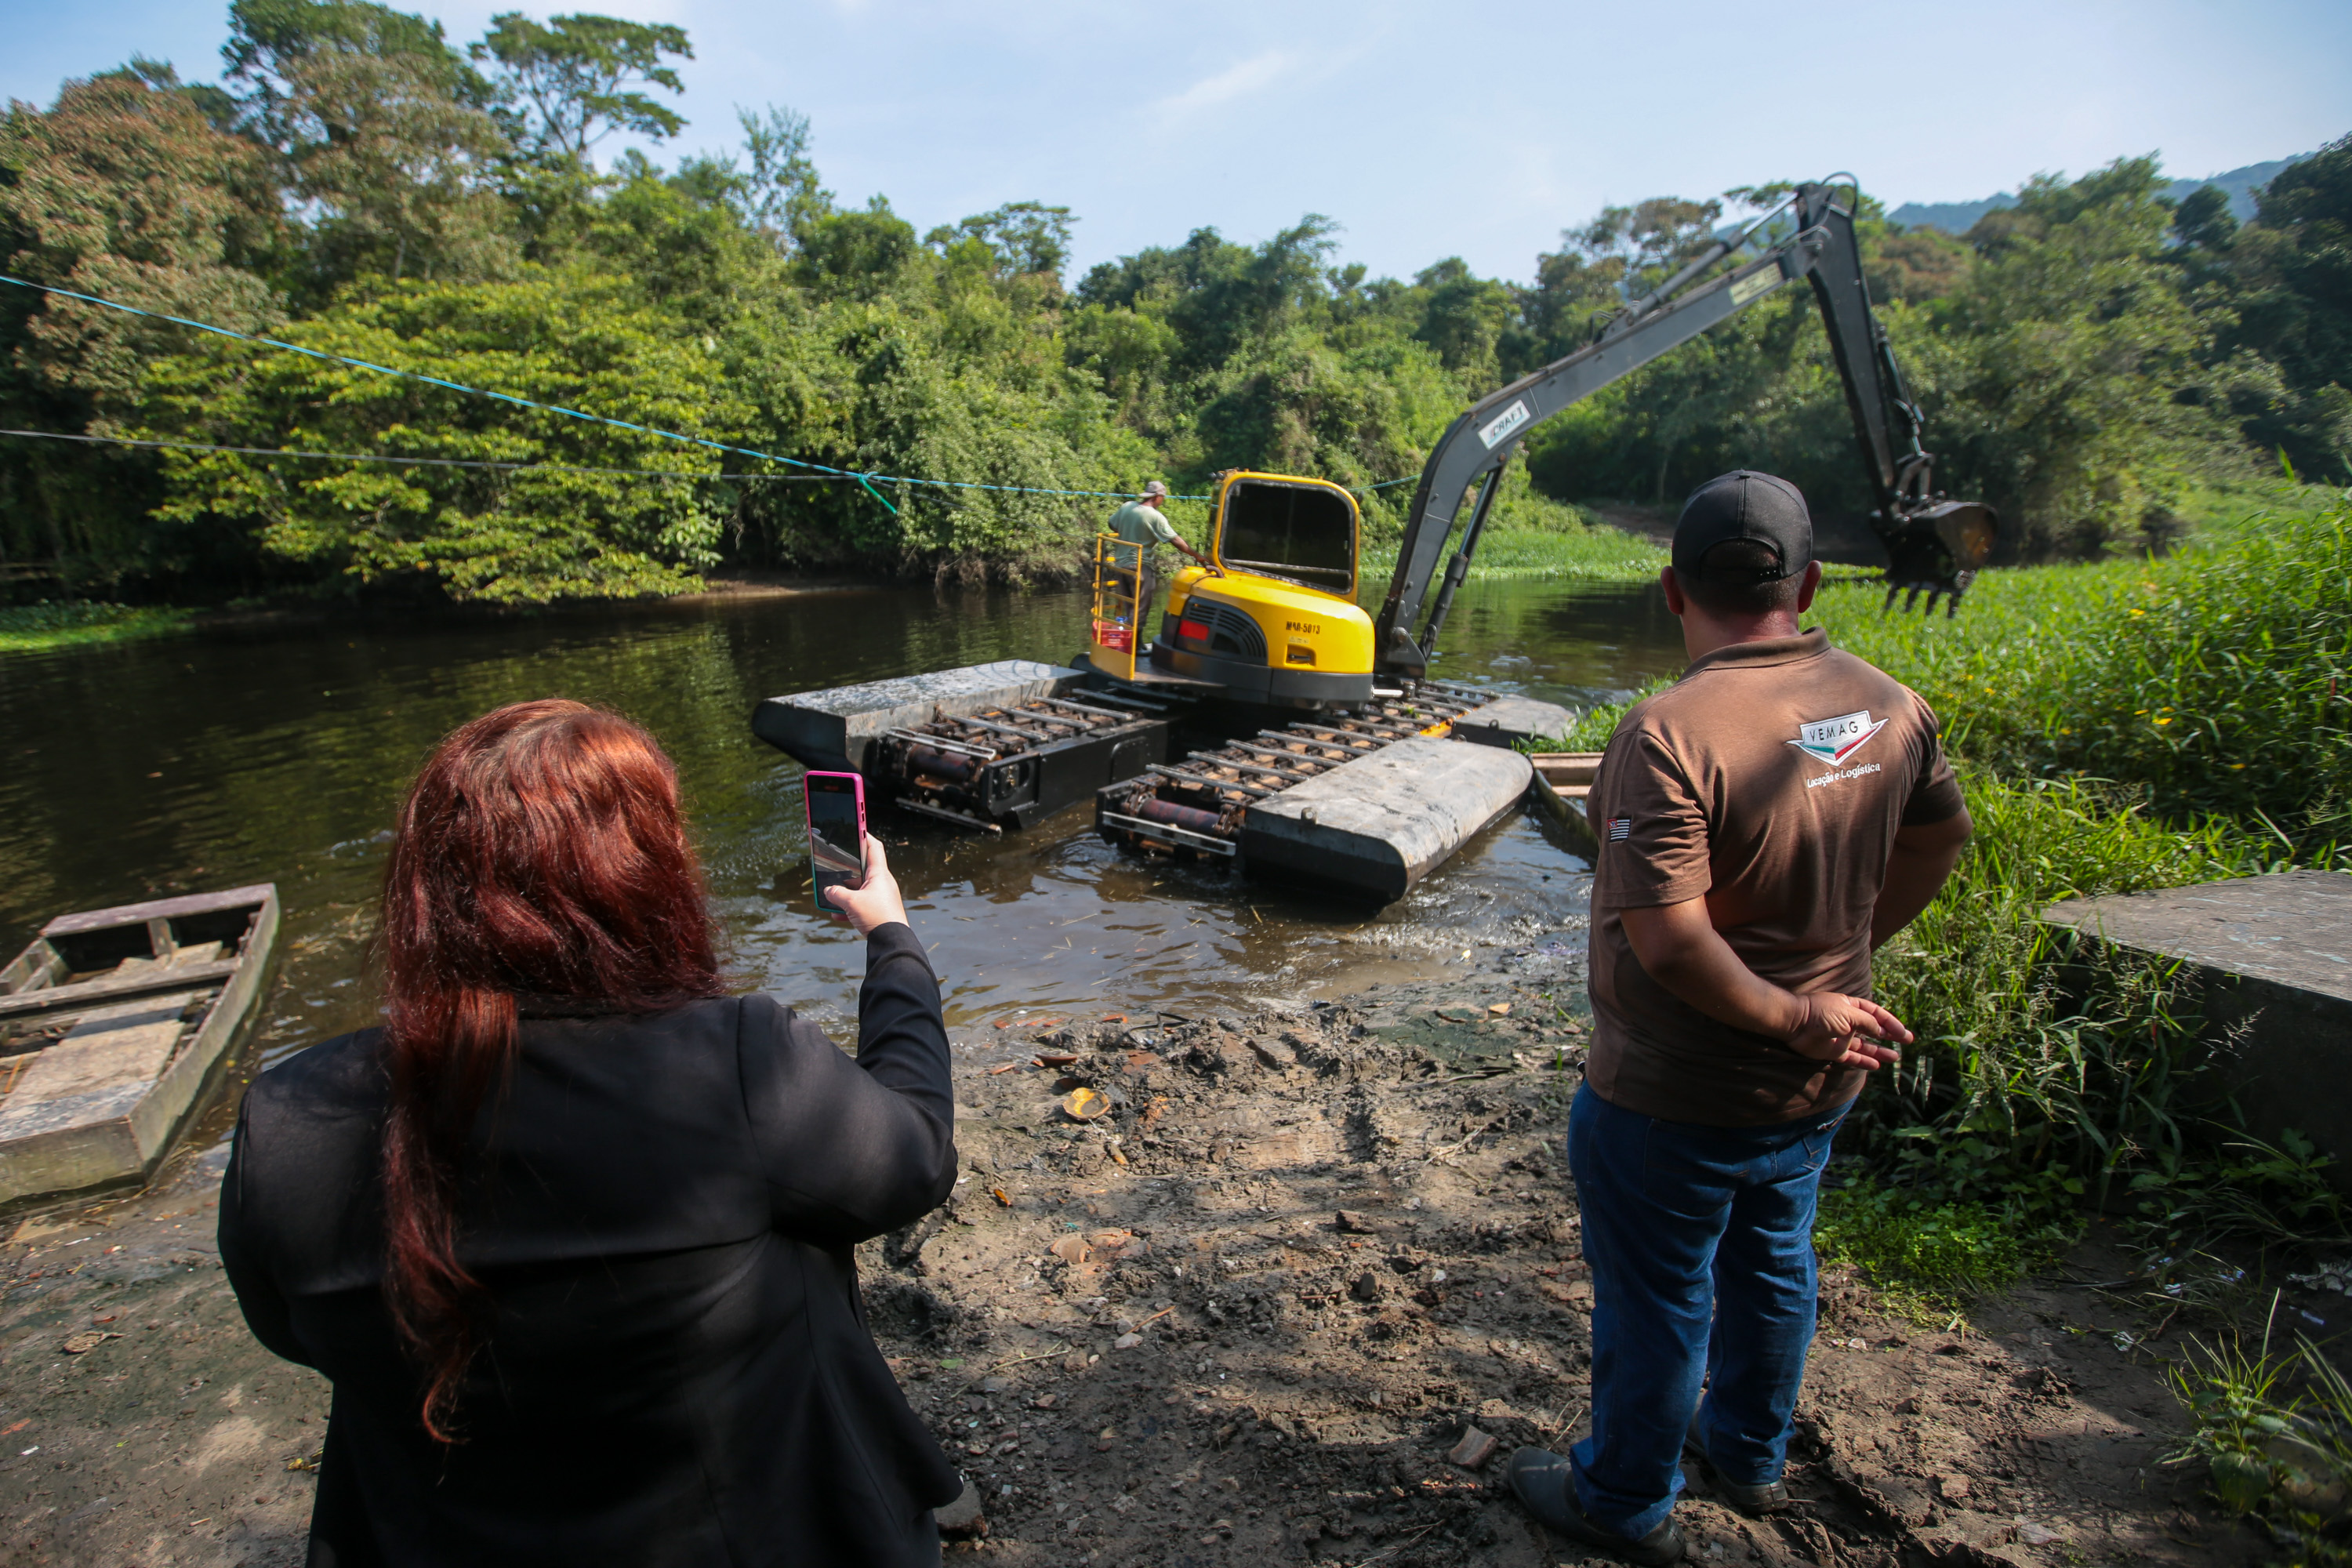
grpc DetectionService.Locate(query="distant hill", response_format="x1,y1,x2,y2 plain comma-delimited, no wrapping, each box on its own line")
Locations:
1889,154,2310,234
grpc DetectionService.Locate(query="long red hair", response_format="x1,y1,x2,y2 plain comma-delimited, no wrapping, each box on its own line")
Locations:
377,699,722,1440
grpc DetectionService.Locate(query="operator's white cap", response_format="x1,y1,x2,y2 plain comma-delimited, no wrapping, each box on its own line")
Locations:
1142,480,1167,499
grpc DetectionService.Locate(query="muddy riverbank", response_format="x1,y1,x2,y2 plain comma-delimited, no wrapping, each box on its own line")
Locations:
0,926,2272,1567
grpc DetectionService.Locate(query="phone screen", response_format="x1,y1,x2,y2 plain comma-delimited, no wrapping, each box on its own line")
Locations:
805,773,867,918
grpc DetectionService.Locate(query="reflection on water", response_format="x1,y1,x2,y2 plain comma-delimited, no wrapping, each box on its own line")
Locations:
0,573,1688,1143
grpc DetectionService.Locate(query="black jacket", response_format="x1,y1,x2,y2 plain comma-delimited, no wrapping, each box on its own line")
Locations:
219,923,962,1568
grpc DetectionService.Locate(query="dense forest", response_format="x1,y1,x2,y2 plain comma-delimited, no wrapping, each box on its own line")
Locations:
1,1,2347,604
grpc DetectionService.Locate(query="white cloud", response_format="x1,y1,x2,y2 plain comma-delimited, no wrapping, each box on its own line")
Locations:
1155,49,1294,120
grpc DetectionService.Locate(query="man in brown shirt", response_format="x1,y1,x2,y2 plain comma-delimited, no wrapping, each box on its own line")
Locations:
1508,471,1973,1564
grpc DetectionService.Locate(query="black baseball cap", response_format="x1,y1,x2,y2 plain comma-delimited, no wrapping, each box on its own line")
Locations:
1671,470,1813,583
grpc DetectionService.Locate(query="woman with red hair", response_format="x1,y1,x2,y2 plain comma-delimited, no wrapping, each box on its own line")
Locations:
219,699,962,1566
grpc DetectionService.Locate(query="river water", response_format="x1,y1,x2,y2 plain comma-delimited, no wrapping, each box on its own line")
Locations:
0,575,1686,1140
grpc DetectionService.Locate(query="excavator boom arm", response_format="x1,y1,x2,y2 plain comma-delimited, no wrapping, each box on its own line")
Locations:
1371,183,1994,681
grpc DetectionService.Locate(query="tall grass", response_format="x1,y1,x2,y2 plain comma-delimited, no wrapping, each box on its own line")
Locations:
1813,498,2352,851
1860,770,2310,1219
1840,503,2352,1249
1557,500,2352,1272
2170,1316,2352,1555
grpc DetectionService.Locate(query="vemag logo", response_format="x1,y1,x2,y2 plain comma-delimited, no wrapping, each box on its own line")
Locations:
1788,710,1888,766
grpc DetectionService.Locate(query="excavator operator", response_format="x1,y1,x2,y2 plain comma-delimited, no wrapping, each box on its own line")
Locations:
1103,481,1212,624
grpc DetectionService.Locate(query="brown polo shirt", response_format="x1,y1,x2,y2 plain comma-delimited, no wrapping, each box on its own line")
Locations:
1584,628,1964,1127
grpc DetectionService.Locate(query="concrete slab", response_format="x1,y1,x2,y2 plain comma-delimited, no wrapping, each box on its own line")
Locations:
1241,738,1534,903
1450,694,1575,750
2042,870,2352,1186
753,660,1083,774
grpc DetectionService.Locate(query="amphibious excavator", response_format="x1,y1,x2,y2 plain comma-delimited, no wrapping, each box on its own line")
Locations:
753,180,1996,901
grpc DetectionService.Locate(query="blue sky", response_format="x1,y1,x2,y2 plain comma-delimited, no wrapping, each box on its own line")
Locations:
7,0,2348,284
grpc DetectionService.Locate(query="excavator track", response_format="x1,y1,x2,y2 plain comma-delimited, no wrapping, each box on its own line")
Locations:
875,694,1168,832
1095,680,1491,858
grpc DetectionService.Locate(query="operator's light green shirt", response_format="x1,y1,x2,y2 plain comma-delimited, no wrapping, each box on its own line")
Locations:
1106,499,1181,550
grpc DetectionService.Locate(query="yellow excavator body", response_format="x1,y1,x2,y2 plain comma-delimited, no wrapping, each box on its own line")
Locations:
1148,471,1377,707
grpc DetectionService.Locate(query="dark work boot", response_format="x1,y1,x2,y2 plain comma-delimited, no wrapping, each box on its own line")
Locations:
1506,1446,1686,1565
1683,1406,1791,1516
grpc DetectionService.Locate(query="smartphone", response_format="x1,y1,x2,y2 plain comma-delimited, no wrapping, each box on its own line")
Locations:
803,771,869,920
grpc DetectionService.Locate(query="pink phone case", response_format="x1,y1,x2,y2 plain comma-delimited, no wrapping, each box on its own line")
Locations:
803,771,868,919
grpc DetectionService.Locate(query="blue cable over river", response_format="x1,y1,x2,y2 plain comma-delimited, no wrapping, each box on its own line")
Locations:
0,273,1417,506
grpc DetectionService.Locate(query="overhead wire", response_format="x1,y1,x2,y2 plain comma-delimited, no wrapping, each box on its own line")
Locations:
0,272,1423,503
0,427,852,479
0,423,1422,499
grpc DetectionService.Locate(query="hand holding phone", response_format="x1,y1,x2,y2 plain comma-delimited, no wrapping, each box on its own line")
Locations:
804,771,907,934
823,835,908,935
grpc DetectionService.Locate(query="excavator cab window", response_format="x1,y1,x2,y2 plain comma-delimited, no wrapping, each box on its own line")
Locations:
1214,477,1356,597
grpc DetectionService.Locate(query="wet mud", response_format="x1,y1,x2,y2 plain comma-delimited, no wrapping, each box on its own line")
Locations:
0,928,2274,1566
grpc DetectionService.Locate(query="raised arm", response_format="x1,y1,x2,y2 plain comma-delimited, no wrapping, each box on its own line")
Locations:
754,840,956,1241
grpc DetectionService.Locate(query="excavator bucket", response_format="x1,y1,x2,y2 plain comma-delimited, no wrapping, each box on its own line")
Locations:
1878,500,1997,617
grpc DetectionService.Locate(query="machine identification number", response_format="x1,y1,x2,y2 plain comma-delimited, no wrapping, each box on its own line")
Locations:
1730,267,1782,307
1285,621,1323,636
1478,399,1533,449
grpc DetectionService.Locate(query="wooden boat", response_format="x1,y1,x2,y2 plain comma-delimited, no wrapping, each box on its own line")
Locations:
0,884,279,1210
1526,753,1604,858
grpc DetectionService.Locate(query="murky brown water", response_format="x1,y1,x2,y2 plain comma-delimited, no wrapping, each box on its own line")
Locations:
0,574,1687,1145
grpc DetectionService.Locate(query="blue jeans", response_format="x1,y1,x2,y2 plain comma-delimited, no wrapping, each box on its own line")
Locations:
1565,1082,1847,1540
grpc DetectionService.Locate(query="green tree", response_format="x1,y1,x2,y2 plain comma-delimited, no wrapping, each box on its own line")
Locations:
1062,302,1180,430
223,0,487,141
1507,241,1624,371
925,202,1076,283
472,12,691,165
1409,256,1512,385
795,198,919,299
1076,217,1341,375
138,267,747,601
566,151,780,327
733,103,830,249
1923,159,2232,554
1866,223,1974,305
0,61,284,587
1192,323,1455,514
226,0,514,292
2216,133,2352,481
1501,192,1749,375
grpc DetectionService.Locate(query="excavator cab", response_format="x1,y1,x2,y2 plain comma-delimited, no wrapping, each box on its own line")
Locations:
1149,471,1377,708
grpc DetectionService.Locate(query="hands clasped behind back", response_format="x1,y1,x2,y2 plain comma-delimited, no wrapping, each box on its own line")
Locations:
1783,990,1910,1072
1616,897,1911,1073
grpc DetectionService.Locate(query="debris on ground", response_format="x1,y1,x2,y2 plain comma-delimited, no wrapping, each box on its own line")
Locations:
0,939,2274,1566
861,987,2266,1566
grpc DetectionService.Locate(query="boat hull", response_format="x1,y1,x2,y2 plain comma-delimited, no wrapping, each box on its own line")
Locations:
0,885,279,1211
